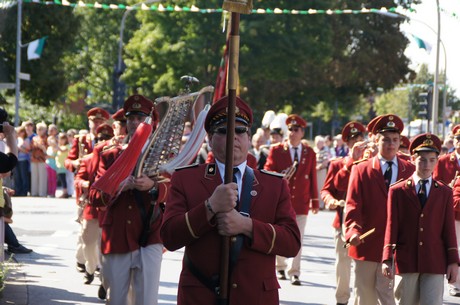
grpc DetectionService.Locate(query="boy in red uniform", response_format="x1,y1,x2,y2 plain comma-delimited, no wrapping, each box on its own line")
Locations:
382,133,459,305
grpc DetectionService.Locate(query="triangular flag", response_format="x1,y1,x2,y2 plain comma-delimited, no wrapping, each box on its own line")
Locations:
410,34,432,54
27,36,47,60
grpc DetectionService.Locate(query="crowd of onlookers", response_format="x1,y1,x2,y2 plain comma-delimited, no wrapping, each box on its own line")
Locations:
7,119,83,198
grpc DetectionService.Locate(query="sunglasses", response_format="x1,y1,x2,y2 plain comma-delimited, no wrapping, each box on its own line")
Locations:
288,127,301,132
214,126,249,135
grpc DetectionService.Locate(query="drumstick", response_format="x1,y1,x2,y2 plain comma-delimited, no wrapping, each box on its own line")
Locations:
343,228,376,248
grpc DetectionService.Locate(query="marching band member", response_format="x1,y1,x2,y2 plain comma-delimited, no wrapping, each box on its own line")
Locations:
383,133,458,305
321,121,366,305
264,114,319,286
344,114,414,305
441,125,460,297
89,95,168,305
161,96,300,305
74,123,114,286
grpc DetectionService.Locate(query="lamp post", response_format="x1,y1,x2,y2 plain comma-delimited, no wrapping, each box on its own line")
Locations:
113,0,160,110
376,6,446,136
14,0,23,127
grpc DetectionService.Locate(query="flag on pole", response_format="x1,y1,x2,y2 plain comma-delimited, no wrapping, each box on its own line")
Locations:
410,34,432,54
27,36,47,60
212,38,229,103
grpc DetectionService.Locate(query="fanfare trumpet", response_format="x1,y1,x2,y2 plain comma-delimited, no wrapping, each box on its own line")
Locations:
283,161,298,180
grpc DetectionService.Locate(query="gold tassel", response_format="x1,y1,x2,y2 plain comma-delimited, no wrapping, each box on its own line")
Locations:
222,0,252,14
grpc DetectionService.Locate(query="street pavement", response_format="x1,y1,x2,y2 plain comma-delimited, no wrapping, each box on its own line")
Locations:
1,194,459,305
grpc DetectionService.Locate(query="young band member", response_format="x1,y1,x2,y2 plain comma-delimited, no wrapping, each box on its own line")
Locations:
321,121,366,305
383,133,459,305
344,114,414,305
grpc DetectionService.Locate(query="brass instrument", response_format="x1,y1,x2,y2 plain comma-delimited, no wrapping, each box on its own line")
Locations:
449,171,459,188
134,84,214,180
283,161,298,181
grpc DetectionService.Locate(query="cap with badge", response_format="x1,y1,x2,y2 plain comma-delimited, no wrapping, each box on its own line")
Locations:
409,133,442,155
87,107,110,121
286,114,307,129
371,114,404,135
366,115,382,135
342,121,366,141
452,124,460,138
96,123,114,140
205,95,253,132
400,135,410,149
112,108,126,122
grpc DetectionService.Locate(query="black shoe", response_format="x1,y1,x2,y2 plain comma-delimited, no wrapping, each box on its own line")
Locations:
337,303,348,305
98,284,107,300
84,271,94,285
277,270,287,280
290,275,301,286
76,262,86,273
7,245,32,254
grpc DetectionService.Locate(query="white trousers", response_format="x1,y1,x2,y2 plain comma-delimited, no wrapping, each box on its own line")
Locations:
276,214,307,278
81,218,101,274
395,273,444,305
334,228,352,304
31,162,47,197
353,260,396,305
102,244,163,305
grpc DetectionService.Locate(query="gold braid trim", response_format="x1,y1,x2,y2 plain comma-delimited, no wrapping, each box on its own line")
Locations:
185,212,199,239
267,223,276,254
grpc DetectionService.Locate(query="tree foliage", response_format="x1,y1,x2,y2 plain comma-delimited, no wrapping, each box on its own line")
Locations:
0,0,428,133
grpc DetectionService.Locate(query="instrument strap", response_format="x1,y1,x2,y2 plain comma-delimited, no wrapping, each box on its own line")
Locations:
184,253,220,295
229,166,254,271
133,189,156,247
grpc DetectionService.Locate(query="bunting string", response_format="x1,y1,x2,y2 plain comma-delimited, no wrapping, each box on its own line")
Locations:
0,0,458,22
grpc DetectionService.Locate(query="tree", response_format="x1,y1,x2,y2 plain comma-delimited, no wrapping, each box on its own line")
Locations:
0,3,79,106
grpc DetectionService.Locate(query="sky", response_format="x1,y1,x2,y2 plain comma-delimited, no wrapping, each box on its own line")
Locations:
400,1,460,93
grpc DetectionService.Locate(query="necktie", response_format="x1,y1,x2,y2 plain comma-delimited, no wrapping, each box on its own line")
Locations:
233,168,240,208
384,161,393,188
293,147,299,163
418,179,428,208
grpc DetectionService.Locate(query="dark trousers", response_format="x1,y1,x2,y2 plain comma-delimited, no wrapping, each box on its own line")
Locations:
13,160,30,196
5,223,20,248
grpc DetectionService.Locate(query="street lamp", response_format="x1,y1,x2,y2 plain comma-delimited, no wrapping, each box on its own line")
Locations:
113,0,161,110
375,5,445,136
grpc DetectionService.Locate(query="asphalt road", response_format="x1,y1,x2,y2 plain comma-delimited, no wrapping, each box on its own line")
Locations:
2,193,459,305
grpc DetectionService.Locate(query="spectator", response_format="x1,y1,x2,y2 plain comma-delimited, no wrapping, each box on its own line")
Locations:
56,133,71,198
334,134,349,157
314,136,331,210
13,126,30,196
46,136,58,197
30,122,48,197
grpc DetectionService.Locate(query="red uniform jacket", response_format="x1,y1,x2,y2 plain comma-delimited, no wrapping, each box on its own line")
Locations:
161,164,301,305
89,146,166,254
333,156,355,192
321,158,346,229
264,142,319,215
345,156,414,262
433,152,460,220
65,134,94,173
451,177,460,215
74,142,107,220
383,178,459,274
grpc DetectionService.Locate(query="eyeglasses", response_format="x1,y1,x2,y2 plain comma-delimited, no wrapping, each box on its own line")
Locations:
214,126,249,135
288,127,301,132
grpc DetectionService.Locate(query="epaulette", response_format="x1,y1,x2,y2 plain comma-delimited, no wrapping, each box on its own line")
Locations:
391,179,404,187
260,169,284,178
352,158,368,165
175,163,199,171
436,179,449,188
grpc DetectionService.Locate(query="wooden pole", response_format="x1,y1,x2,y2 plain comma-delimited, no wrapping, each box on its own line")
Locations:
218,11,240,305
